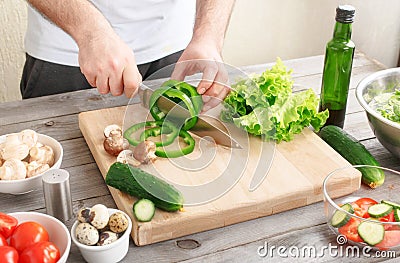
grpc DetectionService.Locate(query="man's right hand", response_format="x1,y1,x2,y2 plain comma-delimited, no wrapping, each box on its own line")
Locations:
78,32,142,98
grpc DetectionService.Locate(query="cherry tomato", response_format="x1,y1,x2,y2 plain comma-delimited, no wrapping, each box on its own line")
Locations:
19,241,61,263
375,230,400,250
338,217,363,243
0,233,7,246
10,222,49,253
352,198,378,218
0,246,18,263
0,213,18,239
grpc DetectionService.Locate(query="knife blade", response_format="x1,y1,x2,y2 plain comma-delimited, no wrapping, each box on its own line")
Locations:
138,82,242,149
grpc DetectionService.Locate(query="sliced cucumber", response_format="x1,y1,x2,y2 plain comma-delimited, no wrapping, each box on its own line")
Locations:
133,198,156,222
381,200,400,210
358,221,385,245
394,209,400,222
368,203,393,218
331,203,354,228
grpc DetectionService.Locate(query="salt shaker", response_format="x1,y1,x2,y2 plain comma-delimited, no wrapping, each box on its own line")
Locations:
42,169,73,222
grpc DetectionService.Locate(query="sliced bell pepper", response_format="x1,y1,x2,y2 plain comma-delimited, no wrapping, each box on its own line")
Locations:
149,87,198,130
155,129,195,158
161,80,203,114
139,125,179,147
124,120,178,146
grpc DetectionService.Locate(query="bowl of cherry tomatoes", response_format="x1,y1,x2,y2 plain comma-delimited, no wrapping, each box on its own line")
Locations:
0,211,71,263
323,165,400,250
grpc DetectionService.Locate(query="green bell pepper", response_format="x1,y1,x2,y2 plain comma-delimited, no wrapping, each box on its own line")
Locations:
155,129,195,158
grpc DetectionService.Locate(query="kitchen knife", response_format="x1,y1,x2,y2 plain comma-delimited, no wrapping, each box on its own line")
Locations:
138,82,242,149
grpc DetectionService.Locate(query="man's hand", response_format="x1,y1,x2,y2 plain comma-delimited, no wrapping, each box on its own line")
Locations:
171,0,235,112
27,0,142,98
171,39,230,112
78,32,142,98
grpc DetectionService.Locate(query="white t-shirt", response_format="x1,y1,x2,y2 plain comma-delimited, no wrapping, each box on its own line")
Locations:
25,0,196,66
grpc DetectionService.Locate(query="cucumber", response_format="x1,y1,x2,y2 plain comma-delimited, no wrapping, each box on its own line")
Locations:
368,203,393,218
133,199,155,222
319,125,385,188
394,209,400,222
105,162,184,212
357,221,385,245
381,200,400,209
331,203,354,227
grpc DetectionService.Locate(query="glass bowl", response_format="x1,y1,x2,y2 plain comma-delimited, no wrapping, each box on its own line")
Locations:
323,165,400,250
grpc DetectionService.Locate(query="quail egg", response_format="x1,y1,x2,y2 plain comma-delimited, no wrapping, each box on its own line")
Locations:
75,223,99,246
89,204,109,229
77,207,91,223
97,231,119,246
108,212,129,233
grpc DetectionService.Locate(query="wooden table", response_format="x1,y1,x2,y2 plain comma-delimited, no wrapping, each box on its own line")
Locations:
1,53,399,262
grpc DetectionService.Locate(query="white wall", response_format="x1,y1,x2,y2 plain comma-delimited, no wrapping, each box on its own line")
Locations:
223,0,400,67
1,0,399,102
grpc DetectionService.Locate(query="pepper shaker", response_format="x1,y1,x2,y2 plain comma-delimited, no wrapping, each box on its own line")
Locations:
42,169,73,222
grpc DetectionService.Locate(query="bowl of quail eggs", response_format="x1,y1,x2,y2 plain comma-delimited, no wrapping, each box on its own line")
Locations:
71,204,132,263
0,129,63,194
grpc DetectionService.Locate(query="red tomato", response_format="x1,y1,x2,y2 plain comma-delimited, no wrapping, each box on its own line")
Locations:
375,230,400,250
9,222,49,253
0,213,18,239
19,241,61,263
0,233,7,246
0,246,18,263
338,217,363,243
353,198,378,218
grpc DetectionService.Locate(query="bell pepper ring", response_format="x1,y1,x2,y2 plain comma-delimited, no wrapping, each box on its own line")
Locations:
155,129,195,158
123,120,178,146
149,87,198,131
161,80,203,114
139,125,179,147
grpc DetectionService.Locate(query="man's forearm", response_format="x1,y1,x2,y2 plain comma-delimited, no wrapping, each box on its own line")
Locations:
27,0,114,47
193,0,235,52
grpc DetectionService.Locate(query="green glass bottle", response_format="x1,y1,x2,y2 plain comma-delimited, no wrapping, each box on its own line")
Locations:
319,5,355,128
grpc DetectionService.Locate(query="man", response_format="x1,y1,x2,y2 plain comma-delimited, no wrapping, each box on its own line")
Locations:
21,0,235,111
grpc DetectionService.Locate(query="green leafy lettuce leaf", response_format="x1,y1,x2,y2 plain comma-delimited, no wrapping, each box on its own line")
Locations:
221,58,329,142
374,89,400,123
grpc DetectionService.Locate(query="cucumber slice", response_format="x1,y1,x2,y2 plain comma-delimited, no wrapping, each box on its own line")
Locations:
331,203,354,228
394,209,400,222
133,198,156,222
381,200,400,210
357,221,385,245
368,203,393,218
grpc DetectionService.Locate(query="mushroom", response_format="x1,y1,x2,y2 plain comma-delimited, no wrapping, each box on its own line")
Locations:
97,231,119,246
103,124,122,138
116,150,140,167
108,212,129,233
75,223,99,246
0,158,27,180
26,161,50,178
133,140,157,164
29,145,55,166
89,204,109,229
18,129,38,149
103,132,129,156
1,141,30,161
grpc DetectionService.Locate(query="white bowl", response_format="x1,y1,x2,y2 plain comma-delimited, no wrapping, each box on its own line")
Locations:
9,211,71,263
71,208,132,263
0,133,63,194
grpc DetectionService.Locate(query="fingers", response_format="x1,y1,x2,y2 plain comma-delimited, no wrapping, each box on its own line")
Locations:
197,63,218,95
171,62,187,81
122,65,142,98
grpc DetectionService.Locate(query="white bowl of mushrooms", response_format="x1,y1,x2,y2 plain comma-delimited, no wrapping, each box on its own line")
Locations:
0,130,63,194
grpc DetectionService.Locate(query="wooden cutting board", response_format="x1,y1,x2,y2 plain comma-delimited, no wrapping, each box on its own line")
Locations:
78,105,361,246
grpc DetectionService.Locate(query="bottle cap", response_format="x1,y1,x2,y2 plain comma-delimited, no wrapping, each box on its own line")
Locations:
336,5,355,24
42,169,73,222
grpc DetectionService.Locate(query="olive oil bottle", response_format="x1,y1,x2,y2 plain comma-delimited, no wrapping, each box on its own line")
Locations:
319,5,355,128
